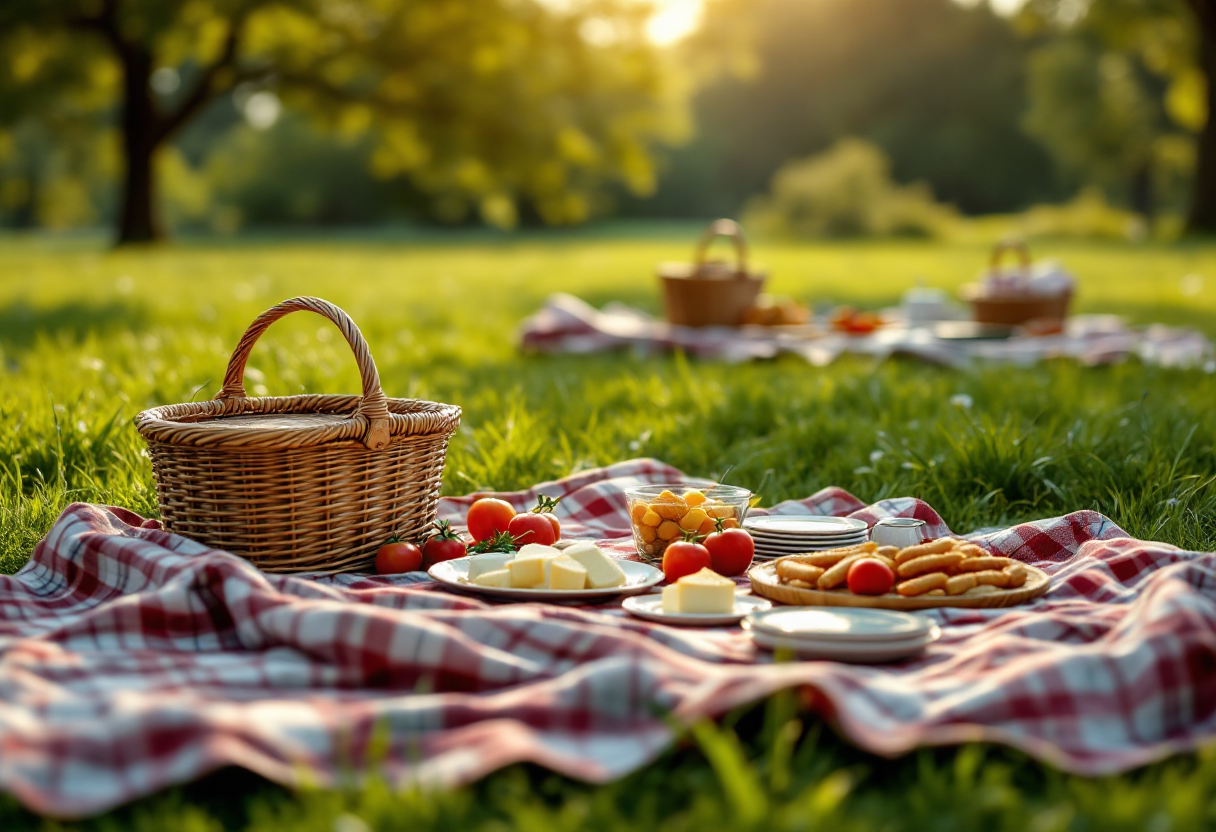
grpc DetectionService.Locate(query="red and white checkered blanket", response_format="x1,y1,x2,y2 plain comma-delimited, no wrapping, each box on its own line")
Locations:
2,460,1215,818
520,293,1216,369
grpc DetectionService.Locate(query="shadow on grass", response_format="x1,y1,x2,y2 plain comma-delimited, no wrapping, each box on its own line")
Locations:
0,300,151,352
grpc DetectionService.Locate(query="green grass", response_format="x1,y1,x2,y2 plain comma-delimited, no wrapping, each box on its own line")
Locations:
2,228,1216,829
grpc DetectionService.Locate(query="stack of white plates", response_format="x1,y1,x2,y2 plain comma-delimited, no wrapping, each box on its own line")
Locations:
742,515,869,560
743,607,940,662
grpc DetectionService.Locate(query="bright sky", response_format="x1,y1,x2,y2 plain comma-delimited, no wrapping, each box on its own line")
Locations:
645,0,1027,45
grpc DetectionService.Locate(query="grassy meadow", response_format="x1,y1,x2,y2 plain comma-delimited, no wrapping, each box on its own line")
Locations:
2,226,1216,829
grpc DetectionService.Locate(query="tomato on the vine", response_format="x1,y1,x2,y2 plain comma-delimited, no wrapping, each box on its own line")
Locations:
507,512,558,547
421,520,467,569
466,498,515,542
375,538,423,574
662,537,712,583
702,524,754,577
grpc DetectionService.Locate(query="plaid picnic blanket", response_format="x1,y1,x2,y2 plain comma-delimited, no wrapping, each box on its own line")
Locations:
2,459,1215,818
520,293,1216,369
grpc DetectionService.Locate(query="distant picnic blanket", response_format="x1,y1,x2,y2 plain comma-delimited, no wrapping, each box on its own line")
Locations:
3,459,1216,818
520,293,1216,369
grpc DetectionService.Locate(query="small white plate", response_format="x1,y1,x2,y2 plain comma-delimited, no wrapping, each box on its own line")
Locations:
751,535,869,549
622,593,772,625
745,606,935,642
429,556,662,601
744,516,869,535
747,625,940,662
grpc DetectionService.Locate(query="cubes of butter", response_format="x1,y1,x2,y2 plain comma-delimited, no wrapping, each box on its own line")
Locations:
468,542,625,591
563,542,627,589
661,568,736,614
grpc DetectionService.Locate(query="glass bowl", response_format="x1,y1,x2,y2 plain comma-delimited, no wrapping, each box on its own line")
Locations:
624,484,753,563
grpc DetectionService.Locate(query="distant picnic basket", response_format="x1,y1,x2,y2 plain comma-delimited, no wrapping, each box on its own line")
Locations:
135,297,461,573
658,219,766,327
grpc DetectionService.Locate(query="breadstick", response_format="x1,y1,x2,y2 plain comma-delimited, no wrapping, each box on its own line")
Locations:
970,570,1010,588
873,554,898,571
1003,562,1027,588
963,584,1000,596
776,560,825,585
788,579,816,589
946,574,977,595
896,572,948,596
924,589,946,596
956,543,986,559
817,553,868,590
894,538,958,565
875,546,900,559
787,542,876,568
897,552,965,578
957,557,1014,573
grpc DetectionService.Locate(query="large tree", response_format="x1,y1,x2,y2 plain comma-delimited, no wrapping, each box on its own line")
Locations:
1020,0,1216,232
0,0,687,243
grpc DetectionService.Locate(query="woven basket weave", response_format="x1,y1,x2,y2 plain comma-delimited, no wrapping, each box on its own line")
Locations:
135,297,461,573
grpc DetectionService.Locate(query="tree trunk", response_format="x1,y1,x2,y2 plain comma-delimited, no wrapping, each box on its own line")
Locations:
1131,157,1154,222
116,46,164,245
1186,0,1216,234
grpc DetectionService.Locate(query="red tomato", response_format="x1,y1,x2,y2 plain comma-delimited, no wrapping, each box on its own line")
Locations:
846,558,895,595
543,513,561,540
703,528,755,577
662,540,712,583
507,512,558,547
466,498,515,542
422,535,466,569
375,540,423,574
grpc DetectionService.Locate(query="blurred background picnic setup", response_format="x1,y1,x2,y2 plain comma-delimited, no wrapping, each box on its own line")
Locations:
3,0,1216,830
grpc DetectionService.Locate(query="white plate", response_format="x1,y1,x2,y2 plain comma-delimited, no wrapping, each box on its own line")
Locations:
751,535,869,549
744,516,869,536
747,625,940,662
745,606,935,642
622,593,772,626
429,556,662,601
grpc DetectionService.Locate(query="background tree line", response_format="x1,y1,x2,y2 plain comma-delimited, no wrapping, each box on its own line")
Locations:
1,0,1214,242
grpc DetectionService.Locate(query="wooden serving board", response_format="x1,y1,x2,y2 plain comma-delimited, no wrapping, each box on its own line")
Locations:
748,560,1050,610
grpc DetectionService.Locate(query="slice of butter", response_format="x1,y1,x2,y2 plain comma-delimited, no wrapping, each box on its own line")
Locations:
563,542,627,589
507,556,547,588
661,583,682,613
675,568,735,614
467,553,514,582
546,555,588,590
517,543,561,560
472,568,512,588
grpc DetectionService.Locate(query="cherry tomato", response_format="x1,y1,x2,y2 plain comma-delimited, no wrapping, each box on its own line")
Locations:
703,528,755,577
466,498,515,542
662,540,712,583
507,512,558,547
846,558,895,595
375,540,423,574
421,533,467,569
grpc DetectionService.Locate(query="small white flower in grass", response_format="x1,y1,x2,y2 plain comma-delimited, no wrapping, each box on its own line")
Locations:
901,461,914,470
853,466,873,475
869,450,884,463
1119,418,1129,427
1165,498,1180,507
1205,360,1215,374
907,420,920,430
949,394,973,409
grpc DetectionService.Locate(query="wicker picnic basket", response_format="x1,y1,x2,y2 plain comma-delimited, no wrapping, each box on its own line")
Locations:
961,241,1072,326
135,297,461,573
658,219,766,327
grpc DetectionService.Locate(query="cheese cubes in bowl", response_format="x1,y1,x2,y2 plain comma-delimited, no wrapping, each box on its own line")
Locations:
467,542,627,591
625,484,752,563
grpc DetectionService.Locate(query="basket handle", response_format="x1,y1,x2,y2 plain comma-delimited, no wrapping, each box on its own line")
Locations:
989,239,1031,277
694,218,749,277
214,297,392,450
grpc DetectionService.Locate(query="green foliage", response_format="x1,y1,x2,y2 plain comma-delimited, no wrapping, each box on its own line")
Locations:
743,138,957,239
1,231,1215,823
0,0,689,235
627,0,1064,220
